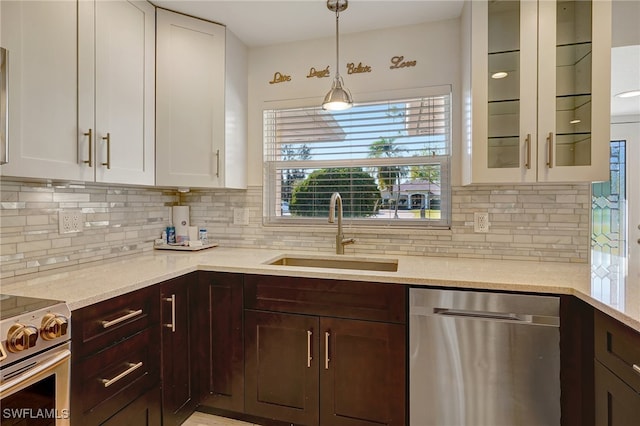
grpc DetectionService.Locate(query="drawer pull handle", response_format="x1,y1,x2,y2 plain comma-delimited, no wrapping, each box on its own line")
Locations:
325,331,330,370
163,295,176,332
83,128,93,167
101,132,111,169
307,330,313,368
524,134,531,169
101,309,143,329
633,364,640,375
546,132,554,168
215,149,220,178
101,362,143,388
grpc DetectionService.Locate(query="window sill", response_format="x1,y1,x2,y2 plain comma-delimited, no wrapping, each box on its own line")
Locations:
261,220,452,236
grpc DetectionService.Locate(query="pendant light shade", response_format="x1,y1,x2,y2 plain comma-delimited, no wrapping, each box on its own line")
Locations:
323,75,352,111
322,0,353,111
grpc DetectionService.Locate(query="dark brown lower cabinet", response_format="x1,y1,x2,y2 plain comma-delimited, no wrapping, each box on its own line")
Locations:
243,274,406,426
320,317,405,426
196,272,245,413
70,286,161,426
559,295,594,426
244,310,406,426
245,311,320,425
160,273,198,425
595,361,640,426
594,310,640,426
101,387,162,426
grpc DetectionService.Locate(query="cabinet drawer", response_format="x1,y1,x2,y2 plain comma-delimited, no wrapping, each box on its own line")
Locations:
244,275,406,323
74,328,160,425
72,286,159,357
595,360,640,425
594,310,640,392
100,386,162,426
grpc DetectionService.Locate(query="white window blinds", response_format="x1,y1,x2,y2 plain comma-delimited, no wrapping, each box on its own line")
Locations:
264,88,451,227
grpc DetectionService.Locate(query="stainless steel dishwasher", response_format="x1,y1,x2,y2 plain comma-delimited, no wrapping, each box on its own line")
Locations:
410,288,560,426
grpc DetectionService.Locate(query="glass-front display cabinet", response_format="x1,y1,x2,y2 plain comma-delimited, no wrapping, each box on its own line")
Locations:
463,0,611,184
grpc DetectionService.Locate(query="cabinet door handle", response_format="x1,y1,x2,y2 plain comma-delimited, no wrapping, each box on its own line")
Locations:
524,134,531,169
101,132,111,169
546,132,554,168
633,364,640,375
101,309,143,329
215,149,220,178
324,331,330,370
83,129,93,167
100,361,143,388
163,295,176,332
307,330,313,368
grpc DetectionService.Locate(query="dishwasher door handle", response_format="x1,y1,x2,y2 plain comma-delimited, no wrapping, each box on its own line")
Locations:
433,308,559,326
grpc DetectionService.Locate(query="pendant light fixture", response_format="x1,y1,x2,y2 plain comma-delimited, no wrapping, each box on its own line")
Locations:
322,0,353,111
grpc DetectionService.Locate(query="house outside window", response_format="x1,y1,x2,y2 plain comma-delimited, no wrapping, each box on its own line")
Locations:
263,86,452,228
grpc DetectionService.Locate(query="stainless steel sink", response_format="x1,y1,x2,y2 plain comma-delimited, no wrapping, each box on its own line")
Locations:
265,254,398,272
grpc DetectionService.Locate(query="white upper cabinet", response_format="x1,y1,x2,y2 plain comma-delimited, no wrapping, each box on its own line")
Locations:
0,0,155,185
79,0,155,185
0,0,90,181
462,0,611,184
156,9,247,189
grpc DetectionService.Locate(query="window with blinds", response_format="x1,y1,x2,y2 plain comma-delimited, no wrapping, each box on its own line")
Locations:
263,87,451,227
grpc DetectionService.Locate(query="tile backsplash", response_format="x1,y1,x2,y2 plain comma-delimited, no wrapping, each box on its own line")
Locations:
186,185,590,263
0,179,177,280
0,178,590,280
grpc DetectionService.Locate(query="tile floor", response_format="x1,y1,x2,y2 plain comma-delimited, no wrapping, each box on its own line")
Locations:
182,412,258,426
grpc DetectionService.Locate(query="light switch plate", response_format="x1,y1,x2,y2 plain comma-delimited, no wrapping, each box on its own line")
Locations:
233,208,250,226
59,210,84,234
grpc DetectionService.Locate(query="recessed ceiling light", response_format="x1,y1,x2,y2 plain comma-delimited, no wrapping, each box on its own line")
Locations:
615,90,640,98
569,119,581,124
491,71,508,79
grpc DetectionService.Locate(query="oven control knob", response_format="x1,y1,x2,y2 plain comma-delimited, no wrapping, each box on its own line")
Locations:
40,313,69,340
6,324,39,352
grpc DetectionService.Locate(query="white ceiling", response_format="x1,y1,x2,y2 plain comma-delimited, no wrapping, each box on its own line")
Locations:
152,0,464,47
153,0,639,117
611,45,640,117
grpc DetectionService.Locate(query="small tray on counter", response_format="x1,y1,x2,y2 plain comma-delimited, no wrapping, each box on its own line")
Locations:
154,242,219,251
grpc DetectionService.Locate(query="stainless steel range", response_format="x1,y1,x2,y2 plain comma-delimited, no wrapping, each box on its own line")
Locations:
0,294,71,425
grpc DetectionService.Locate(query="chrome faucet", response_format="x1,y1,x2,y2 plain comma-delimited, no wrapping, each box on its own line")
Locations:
328,192,356,254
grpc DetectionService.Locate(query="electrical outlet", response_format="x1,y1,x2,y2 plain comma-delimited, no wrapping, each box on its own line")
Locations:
474,212,489,233
233,208,250,226
59,210,84,234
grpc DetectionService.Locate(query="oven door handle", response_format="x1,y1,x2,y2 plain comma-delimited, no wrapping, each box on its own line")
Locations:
0,348,71,396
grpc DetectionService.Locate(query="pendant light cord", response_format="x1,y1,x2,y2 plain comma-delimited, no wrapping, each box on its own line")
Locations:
335,4,341,79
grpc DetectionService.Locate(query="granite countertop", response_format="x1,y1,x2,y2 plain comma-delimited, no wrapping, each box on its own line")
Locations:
1,247,638,332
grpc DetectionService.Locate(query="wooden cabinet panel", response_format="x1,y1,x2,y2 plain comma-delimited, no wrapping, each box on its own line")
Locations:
197,272,244,412
0,0,90,181
244,274,406,323
320,317,406,426
155,9,226,188
160,273,198,425
559,295,594,426
78,0,155,185
0,0,155,184
462,0,611,184
72,285,159,358
244,276,407,426
76,329,158,418
594,310,640,426
71,286,160,426
595,310,640,392
244,310,320,426
100,387,161,426
595,361,640,426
